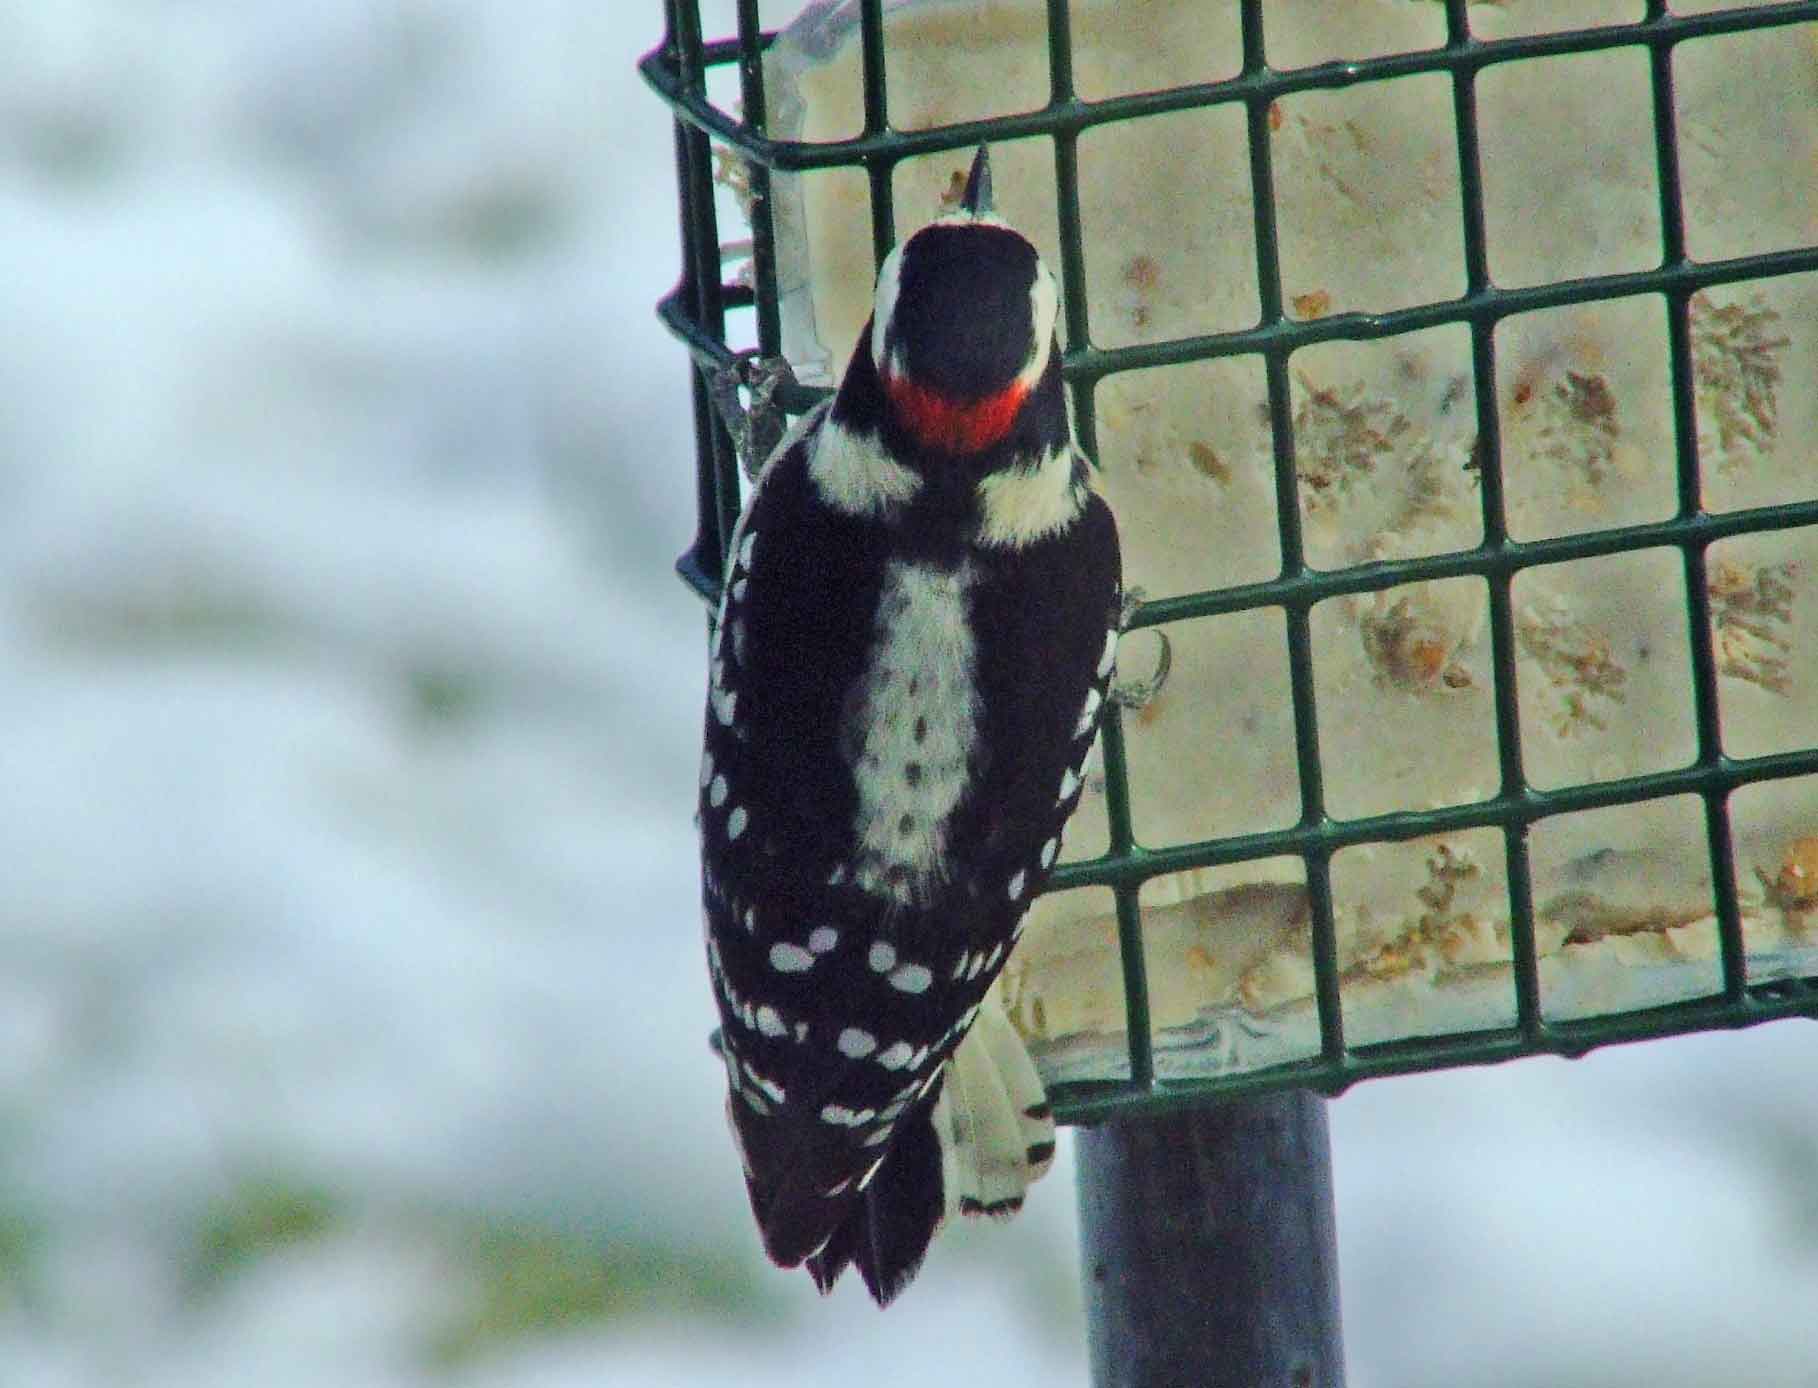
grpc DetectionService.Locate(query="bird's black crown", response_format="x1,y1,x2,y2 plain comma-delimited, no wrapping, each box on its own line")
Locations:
884,224,1042,403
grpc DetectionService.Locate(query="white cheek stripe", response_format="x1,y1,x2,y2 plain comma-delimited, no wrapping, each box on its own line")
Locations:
870,245,906,372
1016,268,1060,395
808,415,922,518
975,445,1086,548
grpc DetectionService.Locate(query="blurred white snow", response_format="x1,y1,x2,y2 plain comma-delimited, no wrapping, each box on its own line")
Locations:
0,3,1814,1386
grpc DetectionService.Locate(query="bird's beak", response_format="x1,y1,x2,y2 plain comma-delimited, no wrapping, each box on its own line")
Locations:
960,144,993,218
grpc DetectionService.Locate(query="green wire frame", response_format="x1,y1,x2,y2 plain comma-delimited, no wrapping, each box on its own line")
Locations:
644,0,1818,1124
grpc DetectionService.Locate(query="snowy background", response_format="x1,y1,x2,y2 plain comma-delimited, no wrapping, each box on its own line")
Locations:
1,3,1815,1385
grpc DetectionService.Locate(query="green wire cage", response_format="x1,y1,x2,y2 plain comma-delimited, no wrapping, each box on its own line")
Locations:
642,0,1818,1130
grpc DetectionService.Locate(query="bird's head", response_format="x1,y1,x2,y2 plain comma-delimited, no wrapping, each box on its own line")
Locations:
865,146,1062,458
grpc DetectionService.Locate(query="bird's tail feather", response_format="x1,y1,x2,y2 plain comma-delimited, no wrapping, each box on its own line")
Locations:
807,1100,945,1305
936,992,1056,1217
808,993,1057,1305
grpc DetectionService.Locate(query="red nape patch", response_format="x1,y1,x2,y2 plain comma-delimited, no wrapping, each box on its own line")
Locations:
884,372,1028,455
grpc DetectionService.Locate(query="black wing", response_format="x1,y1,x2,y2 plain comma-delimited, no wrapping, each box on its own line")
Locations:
700,427,1120,1299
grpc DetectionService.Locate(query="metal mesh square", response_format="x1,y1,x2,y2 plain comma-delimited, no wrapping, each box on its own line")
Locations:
643,0,1818,1122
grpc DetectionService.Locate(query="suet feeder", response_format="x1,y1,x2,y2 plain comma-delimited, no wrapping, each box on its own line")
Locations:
644,1,1818,1379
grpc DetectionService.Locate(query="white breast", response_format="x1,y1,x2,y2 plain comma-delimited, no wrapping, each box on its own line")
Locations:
847,559,980,902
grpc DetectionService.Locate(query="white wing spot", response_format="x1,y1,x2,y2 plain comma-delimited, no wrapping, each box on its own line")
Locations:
740,1088,771,1116
827,864,849,887
985,942,1005,971
709,774,728,808
1007,869,1027,900
808,926,839,954
713,687,738,726
794,1022,809,1043
755,1005,786,1037
824,1176,852,1198
862,1122,896,1147
1058,767,1081,803
731,577,748,602
738,531,757,570
699,750,714,789
1041,837,1060,868
889,963,932,995
837,1027,878,1058
1074,687,1103,740
1098,628,1118,678
743,1064,786,1103
821,1104,876,1128
876,1041,915,1070
768,942,812,973
951,953,970,981
966,952,985,981
868,941,897,973
743,906,757,933
727,806,748,841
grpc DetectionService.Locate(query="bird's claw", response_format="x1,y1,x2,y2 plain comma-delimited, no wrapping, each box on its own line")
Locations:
1108,586,1171,711
710,352,801,482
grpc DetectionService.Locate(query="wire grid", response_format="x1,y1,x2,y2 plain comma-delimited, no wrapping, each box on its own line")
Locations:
643,0,1818,1123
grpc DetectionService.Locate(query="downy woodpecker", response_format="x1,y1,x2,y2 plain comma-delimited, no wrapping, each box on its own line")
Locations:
699,145,1121,1305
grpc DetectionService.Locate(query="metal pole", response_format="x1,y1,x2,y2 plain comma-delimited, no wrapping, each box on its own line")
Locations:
1075,1091,1345,1388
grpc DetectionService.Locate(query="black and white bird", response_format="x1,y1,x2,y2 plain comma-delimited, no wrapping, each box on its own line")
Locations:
697,145,1122,1305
